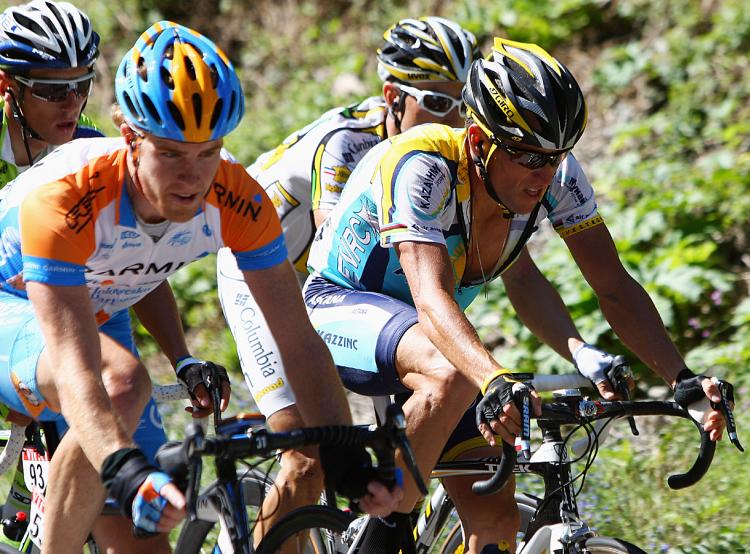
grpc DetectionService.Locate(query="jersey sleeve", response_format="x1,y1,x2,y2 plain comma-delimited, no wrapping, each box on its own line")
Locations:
312,129,381,211
212,162,288,271
375,148,455,248
546,154,604,238
20,175,101,285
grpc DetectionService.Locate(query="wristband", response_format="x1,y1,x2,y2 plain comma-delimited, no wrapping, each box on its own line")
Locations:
100,447,156,518
176,356,203,373
480,369,514,394
101,447,142,488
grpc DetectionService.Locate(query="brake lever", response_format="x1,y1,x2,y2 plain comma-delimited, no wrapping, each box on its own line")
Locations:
607,356,639,436
184,423,206,522
512,382,531,460
710,378,743,452
201,362,223,431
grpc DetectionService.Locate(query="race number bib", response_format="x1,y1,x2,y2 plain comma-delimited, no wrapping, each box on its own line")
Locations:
25,487,45,548
22,447,49,494
22,447,49,549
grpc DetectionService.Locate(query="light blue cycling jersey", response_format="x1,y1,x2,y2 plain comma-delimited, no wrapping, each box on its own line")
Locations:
307,124,603,309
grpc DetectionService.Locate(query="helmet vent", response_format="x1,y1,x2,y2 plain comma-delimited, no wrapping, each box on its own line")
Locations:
137,57,148,81
184,55,196,80
142,94,163,126
122,92,140,123
209,65,219,88
167,100,186,130
209,98,224,130
192,93,202,126
164,45,174,60
14,15,44,43
161,66,174,89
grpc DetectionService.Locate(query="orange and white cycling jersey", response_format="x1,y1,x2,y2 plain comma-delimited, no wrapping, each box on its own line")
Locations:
0,137,286,324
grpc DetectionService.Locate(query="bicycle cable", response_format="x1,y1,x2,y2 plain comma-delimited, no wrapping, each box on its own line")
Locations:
529,417,615,520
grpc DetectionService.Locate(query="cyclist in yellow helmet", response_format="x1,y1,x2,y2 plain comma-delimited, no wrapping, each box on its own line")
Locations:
305,38,729,552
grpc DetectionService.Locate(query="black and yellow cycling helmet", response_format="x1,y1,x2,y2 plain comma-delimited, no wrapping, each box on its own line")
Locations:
377,16,481,83
463,38,587,151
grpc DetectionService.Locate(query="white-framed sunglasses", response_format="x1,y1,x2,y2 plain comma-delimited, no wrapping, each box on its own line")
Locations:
397,84,466,118
14,71,95,103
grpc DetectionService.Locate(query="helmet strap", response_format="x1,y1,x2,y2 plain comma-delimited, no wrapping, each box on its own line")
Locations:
470,147,514,218
387,90,409,135
6,88,44,166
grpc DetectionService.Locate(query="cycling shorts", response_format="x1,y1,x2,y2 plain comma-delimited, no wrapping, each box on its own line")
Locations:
303,275,418,396
0,292,166,463
303,275,495,460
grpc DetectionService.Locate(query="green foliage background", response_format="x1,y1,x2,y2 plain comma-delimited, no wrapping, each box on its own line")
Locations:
9,0,748,550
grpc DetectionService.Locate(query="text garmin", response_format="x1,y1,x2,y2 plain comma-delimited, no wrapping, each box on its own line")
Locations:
86,260,189,276
212,182,263,220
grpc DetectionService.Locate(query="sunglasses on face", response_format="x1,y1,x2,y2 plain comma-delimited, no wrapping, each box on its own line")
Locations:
397,84,466,118
492,139,568,170
14,72,95,103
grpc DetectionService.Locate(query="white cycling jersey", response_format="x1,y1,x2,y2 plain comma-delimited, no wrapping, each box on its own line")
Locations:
217,97,387,415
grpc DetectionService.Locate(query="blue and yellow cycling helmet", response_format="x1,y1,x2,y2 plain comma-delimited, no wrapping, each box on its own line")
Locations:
115,21,244,142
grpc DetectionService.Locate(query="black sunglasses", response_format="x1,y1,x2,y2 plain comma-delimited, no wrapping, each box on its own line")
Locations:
493,139,568,169
14,72,95,103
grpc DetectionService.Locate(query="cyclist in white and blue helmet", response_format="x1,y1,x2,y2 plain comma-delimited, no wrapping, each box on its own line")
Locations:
0,0,100,187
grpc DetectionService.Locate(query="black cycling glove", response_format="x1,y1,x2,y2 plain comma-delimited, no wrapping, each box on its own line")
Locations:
475,370,518,429
175,358,230,400
673,368,707,409
319,444,379,500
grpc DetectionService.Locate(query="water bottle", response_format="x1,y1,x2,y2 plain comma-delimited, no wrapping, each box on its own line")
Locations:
0,511,28,547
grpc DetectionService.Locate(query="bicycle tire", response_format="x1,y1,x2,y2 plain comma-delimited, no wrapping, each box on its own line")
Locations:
438,494,539,554
255,505,355,554
581,537,648,553
174,470,274,554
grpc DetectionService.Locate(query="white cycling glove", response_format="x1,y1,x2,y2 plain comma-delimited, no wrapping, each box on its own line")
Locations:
572,343,614,385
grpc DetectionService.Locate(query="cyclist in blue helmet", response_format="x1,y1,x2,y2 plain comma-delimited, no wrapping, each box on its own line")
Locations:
0,21,401,553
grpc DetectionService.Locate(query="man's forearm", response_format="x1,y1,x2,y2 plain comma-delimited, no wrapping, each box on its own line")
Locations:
28,282,133,469
56,369,134,468
599,275,685,385
417,289,507,387
132,280,189,366
503,270,582,361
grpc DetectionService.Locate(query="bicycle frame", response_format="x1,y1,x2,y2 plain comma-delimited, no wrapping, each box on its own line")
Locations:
411,392,718,554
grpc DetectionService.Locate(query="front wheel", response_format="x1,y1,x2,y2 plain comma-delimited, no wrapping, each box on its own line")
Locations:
255,505,355,554
581,537,648,553
175,469,274,553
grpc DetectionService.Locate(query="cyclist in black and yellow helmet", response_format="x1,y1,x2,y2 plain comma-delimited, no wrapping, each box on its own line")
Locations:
215,15,482,547
304,37,729,553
